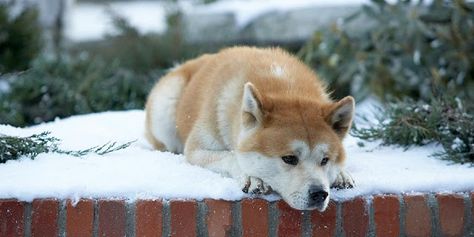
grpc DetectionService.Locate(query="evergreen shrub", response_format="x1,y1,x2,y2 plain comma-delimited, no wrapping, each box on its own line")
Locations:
0,3,42,73
353,97,474,164
299,0,474,164
299,0,474,101
0,55,161,126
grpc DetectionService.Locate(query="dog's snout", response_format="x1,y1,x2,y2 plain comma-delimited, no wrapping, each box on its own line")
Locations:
308,186,328,204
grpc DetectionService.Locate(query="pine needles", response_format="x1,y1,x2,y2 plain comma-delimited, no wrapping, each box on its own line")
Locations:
59,141,134,157
0,132,55,163
352,97,474,165
0,132,134,163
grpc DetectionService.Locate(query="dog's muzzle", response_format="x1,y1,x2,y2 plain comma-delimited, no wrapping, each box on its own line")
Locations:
308,185,328,208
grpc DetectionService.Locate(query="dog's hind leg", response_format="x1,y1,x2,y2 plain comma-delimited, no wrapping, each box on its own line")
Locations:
145,73,186,153
145,127,167,151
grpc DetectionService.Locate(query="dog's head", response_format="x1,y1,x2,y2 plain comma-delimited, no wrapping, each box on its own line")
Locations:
236,82,354,211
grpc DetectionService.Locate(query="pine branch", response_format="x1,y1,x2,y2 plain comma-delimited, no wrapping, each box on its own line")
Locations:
0,132,58,163
57,141,135,157
352,97,474,165
0,132,134,163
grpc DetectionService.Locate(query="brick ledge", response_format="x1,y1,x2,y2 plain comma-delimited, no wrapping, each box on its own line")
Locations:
0,193,473,237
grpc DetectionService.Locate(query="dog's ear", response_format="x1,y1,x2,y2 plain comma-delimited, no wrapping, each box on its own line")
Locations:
326,96,355,138
242,82,264,129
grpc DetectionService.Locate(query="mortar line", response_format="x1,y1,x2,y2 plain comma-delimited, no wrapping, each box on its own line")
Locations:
92,200,98,237
162,200,171,237
268,201,278,236
463,193,473,236
367,196,375,237
428,193,440,237
231,201,242,237
336,201,343,237
301,210,311,237
58,200,66,237
197,201,208,237
24,202,32,237
126,201,136,237
399,194,406,237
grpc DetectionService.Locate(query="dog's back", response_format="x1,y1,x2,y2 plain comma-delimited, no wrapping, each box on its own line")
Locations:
146,47,330,152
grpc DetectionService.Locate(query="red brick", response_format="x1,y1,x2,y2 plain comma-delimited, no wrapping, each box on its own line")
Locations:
135,200,163,237
98,200,126,237
170,200,197,237
31,199,59,237
437,194,465,237
0,200,24,237
373,195,400,237
66,199,94,237
311,201,337,237
277,200,303,237
205,199,232,237
404,195,431,237
342,197,368,237
241,199,268,237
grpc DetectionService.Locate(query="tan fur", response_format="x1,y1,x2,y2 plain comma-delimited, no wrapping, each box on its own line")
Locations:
145,47,355,210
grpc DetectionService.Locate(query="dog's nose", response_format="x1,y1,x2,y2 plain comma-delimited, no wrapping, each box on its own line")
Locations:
308,186,328,204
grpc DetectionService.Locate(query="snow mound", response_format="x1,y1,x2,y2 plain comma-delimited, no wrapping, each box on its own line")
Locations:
0,109,473,202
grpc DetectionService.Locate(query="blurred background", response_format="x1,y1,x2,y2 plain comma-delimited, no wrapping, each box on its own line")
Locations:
0,0,473,162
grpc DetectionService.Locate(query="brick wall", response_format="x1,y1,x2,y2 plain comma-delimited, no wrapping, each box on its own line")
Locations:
0,193,473,237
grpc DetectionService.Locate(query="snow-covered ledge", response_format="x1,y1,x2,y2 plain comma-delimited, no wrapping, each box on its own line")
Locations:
1,103,473,236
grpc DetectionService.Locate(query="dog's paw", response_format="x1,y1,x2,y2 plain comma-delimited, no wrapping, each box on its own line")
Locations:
241,176,273,195
331,169,355,189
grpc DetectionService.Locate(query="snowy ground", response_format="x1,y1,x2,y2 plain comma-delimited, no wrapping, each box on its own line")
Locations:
0,102,473,203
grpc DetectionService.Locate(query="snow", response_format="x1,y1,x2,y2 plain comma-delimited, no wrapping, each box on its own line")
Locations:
451,137,463,150
65,1,167,41
337,137,473,199
0,111,245,202
0,105,473,202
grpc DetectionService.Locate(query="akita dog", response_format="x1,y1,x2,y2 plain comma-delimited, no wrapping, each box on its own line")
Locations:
145,47,354,211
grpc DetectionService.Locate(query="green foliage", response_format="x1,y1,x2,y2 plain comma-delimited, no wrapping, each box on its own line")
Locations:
352,97,474,165
299,0,474,101
0,3,42,73
0,10,226,127
0,132,54,163
0,55,160,126
0,132,134,163
201,0,219,4
299,0,474,164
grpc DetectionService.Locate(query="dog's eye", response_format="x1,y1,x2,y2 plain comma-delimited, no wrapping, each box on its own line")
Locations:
320,157,329,166
281,155,298,165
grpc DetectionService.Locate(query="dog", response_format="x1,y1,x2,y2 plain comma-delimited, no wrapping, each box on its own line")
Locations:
145,47,354,211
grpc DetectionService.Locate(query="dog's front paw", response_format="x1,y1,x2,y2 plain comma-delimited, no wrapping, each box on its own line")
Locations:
241,176,273,195
331,169,354,189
